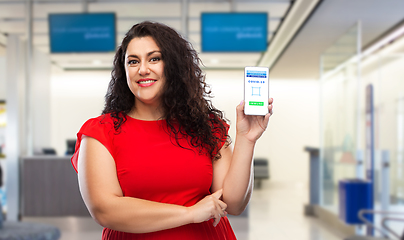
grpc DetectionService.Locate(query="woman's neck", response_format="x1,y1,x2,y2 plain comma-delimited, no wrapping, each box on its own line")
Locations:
128,102,164,121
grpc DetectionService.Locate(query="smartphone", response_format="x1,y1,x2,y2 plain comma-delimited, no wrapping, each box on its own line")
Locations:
244,66,269,116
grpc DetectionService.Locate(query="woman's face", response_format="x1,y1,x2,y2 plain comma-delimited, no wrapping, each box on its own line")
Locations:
124,36,166,108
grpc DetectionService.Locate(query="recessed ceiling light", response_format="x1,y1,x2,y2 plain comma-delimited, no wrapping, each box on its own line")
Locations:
92,60,102,65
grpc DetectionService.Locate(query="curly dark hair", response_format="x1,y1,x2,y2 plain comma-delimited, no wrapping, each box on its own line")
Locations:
102,21,230,160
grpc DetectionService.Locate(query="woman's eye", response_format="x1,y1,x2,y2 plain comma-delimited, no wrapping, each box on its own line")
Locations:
128,60,138,65
150,57,161,62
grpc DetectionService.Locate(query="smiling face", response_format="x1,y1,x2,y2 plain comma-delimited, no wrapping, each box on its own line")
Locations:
124,36,166,110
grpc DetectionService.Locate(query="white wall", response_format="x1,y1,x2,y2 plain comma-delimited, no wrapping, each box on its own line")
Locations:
50,69,319,185
0,56,5,150
0,57,5,100
1,46,52,154
255,79,319,184
50,71,110,155
32,48,52,150
5,35,26,220
0,56,5,178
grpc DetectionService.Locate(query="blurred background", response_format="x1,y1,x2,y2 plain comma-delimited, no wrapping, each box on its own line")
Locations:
0,0,404,239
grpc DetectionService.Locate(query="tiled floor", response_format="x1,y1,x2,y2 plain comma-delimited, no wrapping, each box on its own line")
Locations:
243,181,344,240
23,181,345,240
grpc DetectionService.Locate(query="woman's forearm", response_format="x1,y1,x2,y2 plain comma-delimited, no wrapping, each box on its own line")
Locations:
215,99,273,215
89,195,192,233
221,134,256,215
83,186,226,234
88,190,228,233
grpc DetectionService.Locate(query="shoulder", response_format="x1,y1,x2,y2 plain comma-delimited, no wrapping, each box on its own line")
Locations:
80,114,116,134
71,114,116,173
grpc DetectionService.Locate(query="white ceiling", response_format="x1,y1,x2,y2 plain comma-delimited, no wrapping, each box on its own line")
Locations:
0,0,292,71
269,0,404,79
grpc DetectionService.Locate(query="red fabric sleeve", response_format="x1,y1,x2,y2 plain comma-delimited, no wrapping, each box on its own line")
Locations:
220,122,230,148
211,117,230,157
71,115,114,173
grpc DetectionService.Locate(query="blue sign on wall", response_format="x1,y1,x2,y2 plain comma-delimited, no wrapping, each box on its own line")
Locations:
49,13,116,53
201,13,268,52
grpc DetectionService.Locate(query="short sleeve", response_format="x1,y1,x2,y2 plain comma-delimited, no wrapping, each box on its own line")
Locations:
211,117,230,157
71,115,115,173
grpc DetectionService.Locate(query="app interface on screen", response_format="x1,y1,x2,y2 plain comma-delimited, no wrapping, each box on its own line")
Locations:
245,67,268,115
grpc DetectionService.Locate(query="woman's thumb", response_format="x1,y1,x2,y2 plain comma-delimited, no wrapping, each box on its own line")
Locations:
236,100,245,119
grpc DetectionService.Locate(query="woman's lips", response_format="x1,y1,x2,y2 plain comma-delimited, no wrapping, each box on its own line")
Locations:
137,78,157,87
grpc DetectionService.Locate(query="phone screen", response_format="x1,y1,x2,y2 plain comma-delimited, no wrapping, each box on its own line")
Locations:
244,66,269,116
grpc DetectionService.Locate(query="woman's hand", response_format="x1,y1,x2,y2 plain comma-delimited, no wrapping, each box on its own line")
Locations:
187,189,227,227
236,98,274,143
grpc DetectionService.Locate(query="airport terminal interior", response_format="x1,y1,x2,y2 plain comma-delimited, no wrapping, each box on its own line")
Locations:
1,0,404,239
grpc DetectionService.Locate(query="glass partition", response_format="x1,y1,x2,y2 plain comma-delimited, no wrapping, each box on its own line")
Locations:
320,23,361,213
320,21,404,236
361,49,404,210
321,25,359,73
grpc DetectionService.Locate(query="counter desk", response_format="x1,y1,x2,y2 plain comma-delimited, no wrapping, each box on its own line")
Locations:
21,156,89,217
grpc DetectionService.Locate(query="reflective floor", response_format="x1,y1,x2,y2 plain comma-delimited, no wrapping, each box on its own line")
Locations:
23,181,345,240
244,181,344,240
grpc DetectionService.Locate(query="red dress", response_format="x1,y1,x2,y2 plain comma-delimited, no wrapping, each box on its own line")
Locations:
71,114,237,240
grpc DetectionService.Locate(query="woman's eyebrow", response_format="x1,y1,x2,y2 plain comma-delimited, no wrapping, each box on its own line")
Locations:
147,50,161,56
126,54,138,59
126,51,161,59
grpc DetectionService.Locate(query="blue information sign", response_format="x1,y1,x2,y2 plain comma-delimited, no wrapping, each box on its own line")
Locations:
49,13,116,53
201,13,268,52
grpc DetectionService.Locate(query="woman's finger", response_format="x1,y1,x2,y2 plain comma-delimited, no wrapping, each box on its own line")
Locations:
268,100,273,114
218,199,227,211
216,201,225,216
212,199,228,227
236,100,246,121
212,207,222,227
211,189,223,201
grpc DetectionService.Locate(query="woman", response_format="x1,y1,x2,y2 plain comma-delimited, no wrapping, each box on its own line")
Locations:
71,21,273,239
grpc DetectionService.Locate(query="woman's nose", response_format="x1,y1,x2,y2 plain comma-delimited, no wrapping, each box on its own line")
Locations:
138,62,150,76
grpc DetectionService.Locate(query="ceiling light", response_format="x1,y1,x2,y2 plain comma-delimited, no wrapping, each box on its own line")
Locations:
210,59,219,64
92,60,102,66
